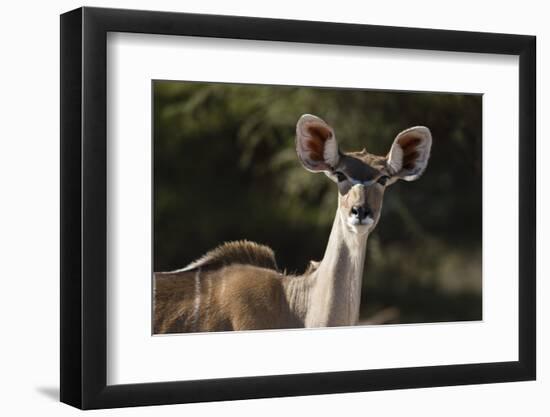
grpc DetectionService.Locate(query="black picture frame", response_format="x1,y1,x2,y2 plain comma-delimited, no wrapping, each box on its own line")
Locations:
60,6,536,410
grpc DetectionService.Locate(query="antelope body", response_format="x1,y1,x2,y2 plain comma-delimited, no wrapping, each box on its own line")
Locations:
154,115,432,334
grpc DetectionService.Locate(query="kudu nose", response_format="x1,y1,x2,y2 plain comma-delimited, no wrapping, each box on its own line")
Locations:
351,206,371,221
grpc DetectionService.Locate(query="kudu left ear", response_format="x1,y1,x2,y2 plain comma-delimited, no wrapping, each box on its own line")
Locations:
386,126,432,181
295,114,340,173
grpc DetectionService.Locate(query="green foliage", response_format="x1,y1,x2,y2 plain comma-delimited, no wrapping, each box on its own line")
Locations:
154,81,482,323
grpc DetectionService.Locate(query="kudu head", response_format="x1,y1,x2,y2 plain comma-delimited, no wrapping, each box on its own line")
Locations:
296,114,432,235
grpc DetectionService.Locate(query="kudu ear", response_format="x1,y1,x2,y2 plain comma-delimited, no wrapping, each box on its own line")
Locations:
386,126,432,181
295,114,340,172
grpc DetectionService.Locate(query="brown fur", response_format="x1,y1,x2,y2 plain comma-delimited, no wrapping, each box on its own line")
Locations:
153,241,297,333
154,264,300,334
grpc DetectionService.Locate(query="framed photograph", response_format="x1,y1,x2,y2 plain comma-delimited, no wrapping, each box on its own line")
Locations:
60,6,536,409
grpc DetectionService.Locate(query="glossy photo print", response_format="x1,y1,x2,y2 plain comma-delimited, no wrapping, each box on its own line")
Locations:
152,81,482,335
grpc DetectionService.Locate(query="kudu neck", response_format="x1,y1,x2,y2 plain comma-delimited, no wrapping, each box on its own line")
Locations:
303,208,369,327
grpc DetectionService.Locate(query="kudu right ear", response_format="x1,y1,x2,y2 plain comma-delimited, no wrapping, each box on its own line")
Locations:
386,126,432,181
295,114,340,172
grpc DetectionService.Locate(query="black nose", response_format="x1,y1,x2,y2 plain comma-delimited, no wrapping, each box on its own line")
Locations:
351,206,371,220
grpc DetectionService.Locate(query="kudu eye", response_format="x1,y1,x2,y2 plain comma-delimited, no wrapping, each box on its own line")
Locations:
377,175,390,186
335,171,347,182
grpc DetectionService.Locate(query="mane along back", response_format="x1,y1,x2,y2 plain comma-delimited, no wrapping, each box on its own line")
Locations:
178,240,279,272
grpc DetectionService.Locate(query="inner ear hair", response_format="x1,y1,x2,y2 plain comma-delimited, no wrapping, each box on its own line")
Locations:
398,136,422,170
305,124,333,163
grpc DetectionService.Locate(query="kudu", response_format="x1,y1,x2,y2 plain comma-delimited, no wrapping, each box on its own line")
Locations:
154,114,432,334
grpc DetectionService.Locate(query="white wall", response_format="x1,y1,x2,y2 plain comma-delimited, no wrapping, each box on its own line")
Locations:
0,1,546,415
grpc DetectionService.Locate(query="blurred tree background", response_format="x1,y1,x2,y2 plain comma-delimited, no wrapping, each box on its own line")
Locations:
153,81,482,324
